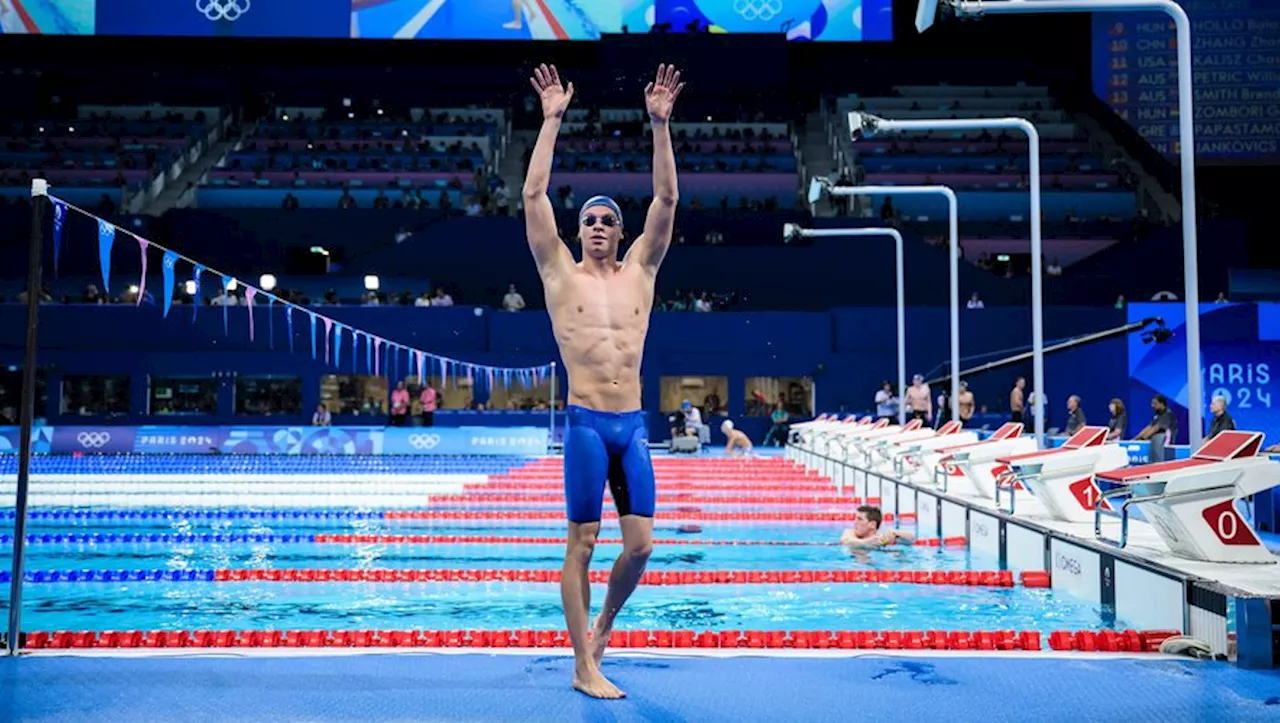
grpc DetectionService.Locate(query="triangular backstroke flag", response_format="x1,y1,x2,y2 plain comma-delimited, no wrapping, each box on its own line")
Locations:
267,296,275,349
286,307,295,353
244,287,257,341
161,250,178,318
52,199,66,276
365,333,372,375
374,337,383,376
221,276,232,335
309,312,318,360
135,237,149,305
97,220,115,294
322,317,333,364
191,265,204,322
416,351,425,384
334,324,343,368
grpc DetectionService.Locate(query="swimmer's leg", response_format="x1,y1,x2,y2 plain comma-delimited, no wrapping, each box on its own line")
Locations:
562,422,623,699
504,0,523,29
592,423,655,668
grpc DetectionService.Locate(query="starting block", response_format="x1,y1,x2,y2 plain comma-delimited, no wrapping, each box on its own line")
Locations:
856,420,963,490
931,423,1028,492
879,421,976,484
1094,430,1276,564
993,426,1129,519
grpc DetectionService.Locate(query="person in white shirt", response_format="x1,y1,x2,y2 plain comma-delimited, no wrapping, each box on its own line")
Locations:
312,403,331,426
502,284,526,311
493,183,511,215
693,294,712,312
967,292,985,310
430,289,454,307
414,292,432,307
212,290,237,306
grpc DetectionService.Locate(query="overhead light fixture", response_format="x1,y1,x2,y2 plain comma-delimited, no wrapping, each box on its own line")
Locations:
364,275,380,291
260,274,277,291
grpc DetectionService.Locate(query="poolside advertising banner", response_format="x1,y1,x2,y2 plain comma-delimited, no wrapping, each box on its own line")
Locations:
1128,302,1278,445
1,425,548,456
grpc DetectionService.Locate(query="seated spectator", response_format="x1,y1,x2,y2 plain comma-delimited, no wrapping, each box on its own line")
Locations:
1106,398,1127,440
967,292,985,310
431,288,454,307
1207,395,1236,439
1064,394,1086,435
764,402,790,446
389,382,410,426
502,284,526,311
681,399,710,444
312,403,331,426
415,291,433,307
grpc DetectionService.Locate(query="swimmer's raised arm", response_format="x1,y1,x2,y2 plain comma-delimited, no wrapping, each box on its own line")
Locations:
523,64,576,276
626,64,685,273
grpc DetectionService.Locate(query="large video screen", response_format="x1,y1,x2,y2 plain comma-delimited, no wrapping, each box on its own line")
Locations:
1092,0,1280,163
1,0,888,41
1128,302,1278,443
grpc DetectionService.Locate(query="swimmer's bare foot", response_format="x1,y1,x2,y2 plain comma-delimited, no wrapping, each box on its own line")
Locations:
589,614,613,668
573,662,625,699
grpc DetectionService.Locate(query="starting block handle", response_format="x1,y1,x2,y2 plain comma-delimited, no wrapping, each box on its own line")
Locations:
994,471,1019,514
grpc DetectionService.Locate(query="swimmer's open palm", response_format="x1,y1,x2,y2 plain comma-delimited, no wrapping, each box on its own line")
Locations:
645,64,685,123
531,64,574,120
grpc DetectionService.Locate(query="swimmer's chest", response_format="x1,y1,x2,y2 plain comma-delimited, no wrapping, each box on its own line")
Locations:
550,269,652,330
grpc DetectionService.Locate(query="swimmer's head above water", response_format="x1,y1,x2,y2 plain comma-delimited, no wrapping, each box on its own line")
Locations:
578,195,624,260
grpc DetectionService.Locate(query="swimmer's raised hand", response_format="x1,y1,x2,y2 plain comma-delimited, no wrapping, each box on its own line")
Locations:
530,64,575,120
644,64,685,124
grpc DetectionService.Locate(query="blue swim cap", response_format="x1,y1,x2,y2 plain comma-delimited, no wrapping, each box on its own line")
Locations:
580,195,623,226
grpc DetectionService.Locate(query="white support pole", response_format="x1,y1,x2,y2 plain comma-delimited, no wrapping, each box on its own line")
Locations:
867,116,1045,447
828,185,960,425
955,0,1202,447
798,227,907,424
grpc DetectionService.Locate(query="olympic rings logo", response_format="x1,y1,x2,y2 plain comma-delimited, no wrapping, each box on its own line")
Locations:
732,0,783,22
407,434,441,450
76,432,112,449
197,0,251,22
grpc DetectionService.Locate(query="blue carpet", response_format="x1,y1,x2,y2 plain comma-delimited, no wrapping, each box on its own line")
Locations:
2,653,1279,722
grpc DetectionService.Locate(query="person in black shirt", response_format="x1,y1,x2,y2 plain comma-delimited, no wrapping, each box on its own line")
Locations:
1106,398,1128,441
1135,394,1178,462
1207,395,1236,440
1064,395,1086,435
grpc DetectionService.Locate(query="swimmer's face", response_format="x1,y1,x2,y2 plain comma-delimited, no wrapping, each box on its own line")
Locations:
580,205,623,258
853,511,878,538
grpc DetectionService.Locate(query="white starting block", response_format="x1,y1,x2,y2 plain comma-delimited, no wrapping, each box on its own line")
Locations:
844,418,924,462
930,423,1029,492
791,414,871,445
812,417,902,460
874,421,973,483
992,426,1130,519
1094,430,1277,564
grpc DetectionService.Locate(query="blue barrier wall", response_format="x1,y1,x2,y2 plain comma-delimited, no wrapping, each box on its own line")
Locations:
0,305,1128,441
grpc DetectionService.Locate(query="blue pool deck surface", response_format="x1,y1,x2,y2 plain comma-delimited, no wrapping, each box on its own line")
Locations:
2,652,1279,722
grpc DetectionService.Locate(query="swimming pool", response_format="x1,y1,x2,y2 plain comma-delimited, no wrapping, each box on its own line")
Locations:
1,454,1136,646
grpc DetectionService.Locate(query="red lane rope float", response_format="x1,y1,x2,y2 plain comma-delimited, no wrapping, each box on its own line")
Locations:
912,537,969,548
469,484,843,493
313,535,836,546
205,568,1019,586
432,494,868,505
19,628,1178,652
383,511,915,522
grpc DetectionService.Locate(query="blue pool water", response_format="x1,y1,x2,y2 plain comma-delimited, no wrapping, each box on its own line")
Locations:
0,513,1126,634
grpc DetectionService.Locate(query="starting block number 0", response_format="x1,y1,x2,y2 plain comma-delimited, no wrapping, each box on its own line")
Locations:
1202,500,1257,546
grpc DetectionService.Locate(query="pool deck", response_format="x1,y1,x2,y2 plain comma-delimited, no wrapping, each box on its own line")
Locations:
2,651,1277,722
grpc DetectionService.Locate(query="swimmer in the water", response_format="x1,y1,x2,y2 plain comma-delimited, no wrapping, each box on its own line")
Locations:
840,505,915,548
523,63,684,699
721,420,753,457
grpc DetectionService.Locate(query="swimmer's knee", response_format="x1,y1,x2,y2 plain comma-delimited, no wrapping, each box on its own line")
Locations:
566,524,600,562
624,538,653,562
